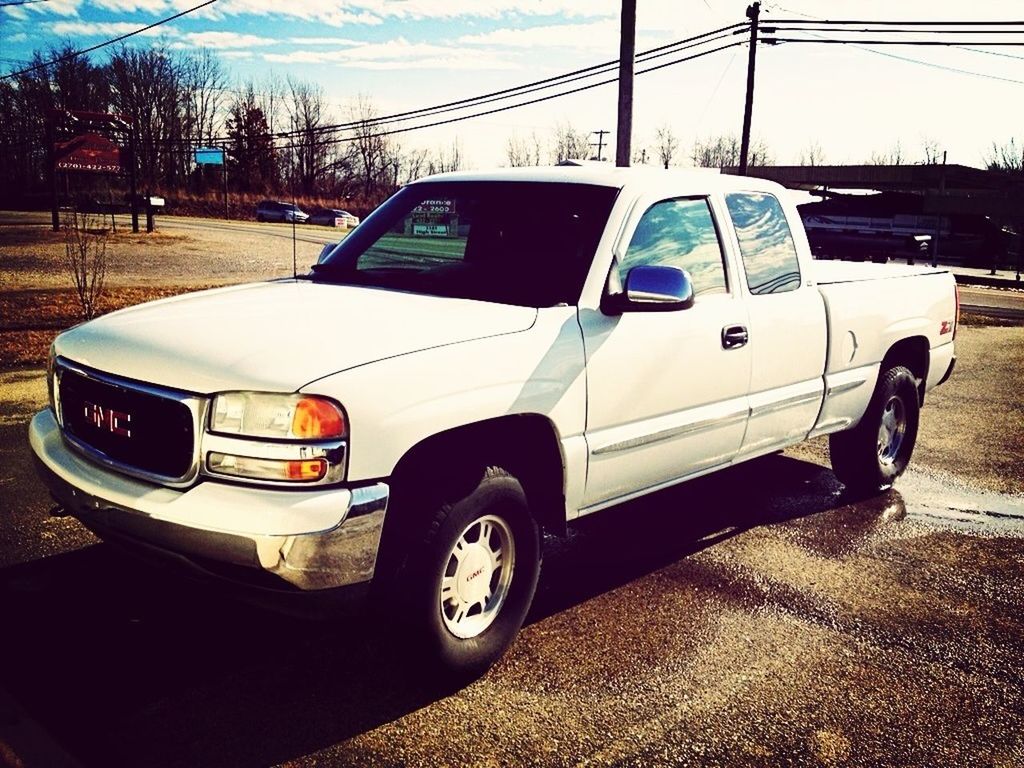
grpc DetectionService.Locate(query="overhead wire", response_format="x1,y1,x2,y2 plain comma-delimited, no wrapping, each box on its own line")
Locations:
270,42,745,151
268,23,747,139
1,0,219,80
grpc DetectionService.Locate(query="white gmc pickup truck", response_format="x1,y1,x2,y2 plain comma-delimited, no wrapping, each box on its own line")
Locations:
30,166,958,677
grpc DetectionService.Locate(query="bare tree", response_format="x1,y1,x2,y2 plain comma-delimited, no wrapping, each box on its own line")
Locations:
692,134,771,168
427,140,465,174
869,140,904,165
505,132,543,167
921,137,942,165
984,137,1023,172
551,122,589,164
655,124,679,169
109,44,188,189
285,77,333,195
62,208,110,319
182,50,226,148
798,140,826,166
344,94,399,200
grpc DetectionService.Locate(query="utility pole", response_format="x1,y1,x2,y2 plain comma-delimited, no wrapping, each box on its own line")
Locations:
615,0,636,167
591,130,611,162
932,150,946,268
738,1,760,175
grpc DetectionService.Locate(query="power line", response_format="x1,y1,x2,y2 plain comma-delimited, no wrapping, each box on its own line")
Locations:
0,0,52,6
765,5,1024,79
268,24,746,139
270,42,744,152
1,0,219,81
812,41,1024,85
156,25,745,146
768,39,1024,46
956,45,1024,60
768,18,1024,26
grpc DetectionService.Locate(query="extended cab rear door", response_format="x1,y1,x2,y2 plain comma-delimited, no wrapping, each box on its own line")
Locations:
721,190,827,459
579,192,751,511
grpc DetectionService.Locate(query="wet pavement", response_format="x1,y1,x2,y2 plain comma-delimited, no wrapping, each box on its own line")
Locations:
1,343,1023,767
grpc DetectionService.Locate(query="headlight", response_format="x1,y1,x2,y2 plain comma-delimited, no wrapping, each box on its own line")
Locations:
204,392,348,485
210,392,347,440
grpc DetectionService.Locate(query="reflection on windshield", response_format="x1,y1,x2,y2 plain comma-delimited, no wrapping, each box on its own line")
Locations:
622,198,727,295
726,192,801,295
313,182,618,307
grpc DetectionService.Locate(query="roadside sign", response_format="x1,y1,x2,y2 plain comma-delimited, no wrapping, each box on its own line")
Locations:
54,133,123,174
195,147,224,165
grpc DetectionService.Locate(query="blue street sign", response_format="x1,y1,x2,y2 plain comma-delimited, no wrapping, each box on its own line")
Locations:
195,147,224,165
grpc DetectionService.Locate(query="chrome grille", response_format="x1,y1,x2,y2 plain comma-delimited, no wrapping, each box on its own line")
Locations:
56,360,205,485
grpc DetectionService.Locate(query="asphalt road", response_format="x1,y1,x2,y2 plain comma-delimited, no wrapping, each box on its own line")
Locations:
1,344,1022,768
958,285,1024,320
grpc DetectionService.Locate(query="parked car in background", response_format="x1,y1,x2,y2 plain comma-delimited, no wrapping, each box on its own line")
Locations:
308,207,360,228
255,200,309,223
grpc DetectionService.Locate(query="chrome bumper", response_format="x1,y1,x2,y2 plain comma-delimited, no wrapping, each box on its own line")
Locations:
29,409,388,591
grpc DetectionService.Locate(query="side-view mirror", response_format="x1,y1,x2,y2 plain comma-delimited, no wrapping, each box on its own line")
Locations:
609,265,695,313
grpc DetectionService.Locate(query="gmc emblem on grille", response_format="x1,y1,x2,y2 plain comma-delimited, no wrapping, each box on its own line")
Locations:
83,400,132,437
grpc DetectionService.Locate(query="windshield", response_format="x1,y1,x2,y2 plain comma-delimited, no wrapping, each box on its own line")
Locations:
312,181,618,307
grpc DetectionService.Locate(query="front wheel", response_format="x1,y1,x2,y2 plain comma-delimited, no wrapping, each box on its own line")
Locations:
829,364,920,493
396,466,541,681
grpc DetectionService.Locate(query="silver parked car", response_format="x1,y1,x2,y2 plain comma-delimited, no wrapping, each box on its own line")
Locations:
255,200,309,223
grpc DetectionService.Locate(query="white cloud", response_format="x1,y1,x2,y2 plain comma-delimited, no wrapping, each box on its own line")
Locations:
2,6,29,20
7,32,28,42
28,0,81,17
48,20,172,36
219,50,255,59
459,20,620,49
354,0,612,20
90,0,168,12
287,36,362,46
203,0,382,27
263,38,518,70
177,31,277,48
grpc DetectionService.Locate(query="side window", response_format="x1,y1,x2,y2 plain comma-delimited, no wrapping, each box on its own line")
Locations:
619,197,728,296
725,192,802,295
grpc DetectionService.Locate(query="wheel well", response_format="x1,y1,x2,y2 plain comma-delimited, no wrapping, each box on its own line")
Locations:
389,414,567,538
881,336,929,404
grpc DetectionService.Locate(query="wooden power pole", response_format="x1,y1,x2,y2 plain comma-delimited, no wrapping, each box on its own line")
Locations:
738,1,761,175
615,0,636,167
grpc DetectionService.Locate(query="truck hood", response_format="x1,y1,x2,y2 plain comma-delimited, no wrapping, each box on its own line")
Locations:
55,280,538,393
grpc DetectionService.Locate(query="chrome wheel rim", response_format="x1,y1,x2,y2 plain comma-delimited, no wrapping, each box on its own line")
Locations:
877,395,907,466
439,514,515,640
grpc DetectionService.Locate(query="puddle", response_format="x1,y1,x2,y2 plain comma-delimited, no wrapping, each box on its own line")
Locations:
887,466,1024,537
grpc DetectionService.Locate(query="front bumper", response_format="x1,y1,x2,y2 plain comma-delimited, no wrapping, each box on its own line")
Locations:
29,409,388,591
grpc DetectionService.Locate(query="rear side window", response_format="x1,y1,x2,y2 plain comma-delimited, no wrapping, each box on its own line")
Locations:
725,192,801,295
620,197,728,296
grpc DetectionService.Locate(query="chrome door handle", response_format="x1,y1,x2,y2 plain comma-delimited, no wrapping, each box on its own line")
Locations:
722,325,748,349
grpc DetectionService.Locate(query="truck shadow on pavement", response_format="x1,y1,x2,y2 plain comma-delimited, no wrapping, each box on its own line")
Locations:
0,453,902,768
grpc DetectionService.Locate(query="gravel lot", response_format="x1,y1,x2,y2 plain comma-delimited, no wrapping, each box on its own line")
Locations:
0,211,336,290
1,216,1022,768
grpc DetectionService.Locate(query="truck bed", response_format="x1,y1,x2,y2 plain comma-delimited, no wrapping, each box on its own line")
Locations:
811,259,949,285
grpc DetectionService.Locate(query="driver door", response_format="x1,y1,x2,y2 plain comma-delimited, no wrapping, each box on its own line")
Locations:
579,195,751,511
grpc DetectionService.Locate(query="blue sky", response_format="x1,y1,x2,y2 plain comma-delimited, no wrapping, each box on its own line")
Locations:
1,1,1022,168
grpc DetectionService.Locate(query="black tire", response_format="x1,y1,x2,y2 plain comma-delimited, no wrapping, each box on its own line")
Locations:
829,364,920,493
395,466,541,681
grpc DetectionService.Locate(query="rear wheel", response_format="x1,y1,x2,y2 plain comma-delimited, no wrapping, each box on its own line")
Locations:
829,365,920,492
393,466,540,681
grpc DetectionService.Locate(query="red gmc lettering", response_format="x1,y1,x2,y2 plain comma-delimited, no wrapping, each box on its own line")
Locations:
83,401,132,437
